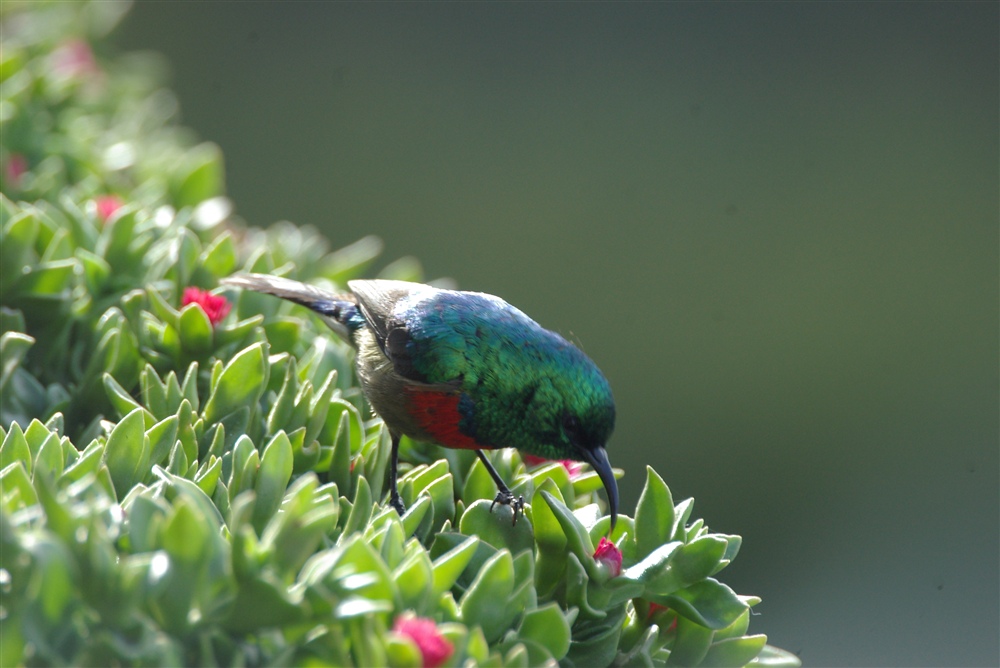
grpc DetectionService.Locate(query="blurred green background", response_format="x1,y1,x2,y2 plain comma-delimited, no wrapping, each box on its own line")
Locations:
115,3,997,666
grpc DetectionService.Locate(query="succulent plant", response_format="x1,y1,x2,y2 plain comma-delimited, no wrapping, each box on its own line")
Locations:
0,3,799,666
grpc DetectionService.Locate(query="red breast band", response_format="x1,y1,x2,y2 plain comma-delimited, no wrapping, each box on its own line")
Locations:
404,388,481,450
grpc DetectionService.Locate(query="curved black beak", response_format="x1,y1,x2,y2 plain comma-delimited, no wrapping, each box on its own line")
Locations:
582,445,618,533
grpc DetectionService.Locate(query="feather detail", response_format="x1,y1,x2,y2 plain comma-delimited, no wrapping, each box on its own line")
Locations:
403,386,482,450
221,273,363,339
348,279,434,347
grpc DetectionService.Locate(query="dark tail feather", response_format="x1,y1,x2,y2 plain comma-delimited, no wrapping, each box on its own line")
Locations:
221,273,363,340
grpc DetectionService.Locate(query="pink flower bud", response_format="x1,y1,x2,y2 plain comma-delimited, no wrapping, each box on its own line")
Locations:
181,287,231,326
95,195,123,222
5,154,27,187
523,455,583,478
646,601,670,621
393,614,453,668
593,536,622,577
52,39,98,78
559,459,584,477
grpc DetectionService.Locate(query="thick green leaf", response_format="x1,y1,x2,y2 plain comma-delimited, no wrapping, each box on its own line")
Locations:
526,461,574,506
662,578,748,630
202,342,267,424
564,605,626,667
194,456,222,497
622,540,684,585
532,478,568,555
170,228,201,287
23,419,53,455
403,459,450,496
749,644,802,667
24,533,75,623
160,497,212,563
266,358,299,435
343,476,373,537
400,494,431,537
102,373,148,423
1,211,39,290
463,455,499,506
12,258,76,296
459,549,515,643
32,432,63,483
166,440,188,476
140,364,169,418
224,575,304,633
76,248,111,295
671,498,696,542
96,207,138,268
517,602,571,660
178,302,213,354
432,534,479,598
539,490,598,578
154,466,226,530
701,634,768,667
146,415,179,468
252,430,294,533
0,332,33,395
180,363,200,413
393,549,434,611
60,440,104,485
635,466,674,560
147,286,181,333
645,536,730,597
0,421,31,475
668,614,715,666
714,534,743,575
458,499,533,556
384,635,422,668
228,434,256,497
104,407,150,499
0,461,37,508
214,314,264,349
0,306,26,335
714,607,751,642
201,231,237,277
420,473,457,536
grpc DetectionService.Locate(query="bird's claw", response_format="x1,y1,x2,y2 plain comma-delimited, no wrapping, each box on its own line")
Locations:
489,490,526,526
389,494,406,516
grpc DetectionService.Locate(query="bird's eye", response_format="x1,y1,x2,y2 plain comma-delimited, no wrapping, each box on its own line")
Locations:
562,413,582,441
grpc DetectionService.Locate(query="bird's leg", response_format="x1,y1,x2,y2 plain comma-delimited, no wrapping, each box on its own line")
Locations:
388,431,406,515
475,450,525,525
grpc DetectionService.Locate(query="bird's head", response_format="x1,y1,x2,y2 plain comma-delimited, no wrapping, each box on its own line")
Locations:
522,356,618,532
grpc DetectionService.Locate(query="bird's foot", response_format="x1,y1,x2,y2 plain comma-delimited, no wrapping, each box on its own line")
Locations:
489,490,526,526
389,493,406,516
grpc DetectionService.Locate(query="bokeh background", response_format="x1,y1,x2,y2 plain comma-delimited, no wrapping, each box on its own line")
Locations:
115,4,998,666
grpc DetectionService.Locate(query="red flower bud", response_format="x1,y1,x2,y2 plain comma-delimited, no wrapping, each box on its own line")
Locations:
593,536,622,577
393,614,453,668
95,195,123,222
182,287,231,326
523,455,583,478
52,39,98,78
559,459,583,477
646,602,671,621
5,154,27,187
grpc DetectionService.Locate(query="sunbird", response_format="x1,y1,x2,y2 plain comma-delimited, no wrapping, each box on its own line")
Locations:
222,274,618,529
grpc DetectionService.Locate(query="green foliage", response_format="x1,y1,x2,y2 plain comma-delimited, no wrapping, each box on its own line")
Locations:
0,3,800,666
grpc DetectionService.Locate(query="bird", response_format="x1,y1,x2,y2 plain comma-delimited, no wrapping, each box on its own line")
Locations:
221,273,618,530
